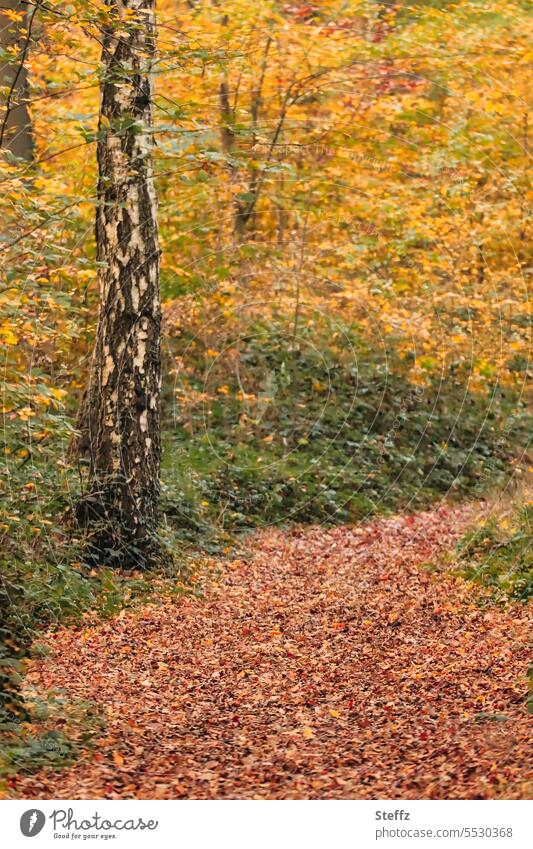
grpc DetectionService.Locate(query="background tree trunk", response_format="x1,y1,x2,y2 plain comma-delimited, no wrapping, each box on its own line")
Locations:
75,0,161,567
0,0,35,161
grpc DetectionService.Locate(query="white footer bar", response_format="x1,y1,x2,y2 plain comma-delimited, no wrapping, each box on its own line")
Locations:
2,799,531,849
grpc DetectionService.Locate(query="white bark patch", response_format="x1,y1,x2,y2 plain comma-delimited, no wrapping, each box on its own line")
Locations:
102,354,115,387
131,282,140,312
127,185,140,225
114,83,132,110
105,220,118,250
134,326,148,373
139,410,148,433
105,135,128,184
125,184,145,262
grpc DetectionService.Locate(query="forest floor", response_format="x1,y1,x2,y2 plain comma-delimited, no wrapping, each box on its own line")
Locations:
10,504,533,799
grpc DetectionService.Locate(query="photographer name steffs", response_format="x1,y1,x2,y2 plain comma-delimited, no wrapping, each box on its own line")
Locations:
50,808,158,838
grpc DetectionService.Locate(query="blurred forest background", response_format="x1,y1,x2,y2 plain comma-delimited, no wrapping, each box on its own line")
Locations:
0,0,531,782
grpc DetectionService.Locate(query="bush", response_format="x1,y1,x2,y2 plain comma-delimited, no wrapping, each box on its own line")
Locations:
162,319,531,543
454,502,533,602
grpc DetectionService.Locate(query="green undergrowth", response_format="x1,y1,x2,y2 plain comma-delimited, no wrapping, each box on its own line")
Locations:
0,690,105,793
454,502,533,603
162,320,531,549
451,499,533,714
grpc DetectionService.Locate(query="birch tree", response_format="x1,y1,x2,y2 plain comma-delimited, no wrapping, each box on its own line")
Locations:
75,0,161,566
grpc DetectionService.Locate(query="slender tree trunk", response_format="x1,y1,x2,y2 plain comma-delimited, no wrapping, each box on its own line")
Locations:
234,35,271,240
217,15,272,242
75,0,161,567
0,0,35,161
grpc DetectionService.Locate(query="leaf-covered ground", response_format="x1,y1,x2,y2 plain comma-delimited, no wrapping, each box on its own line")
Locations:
10,506,532,799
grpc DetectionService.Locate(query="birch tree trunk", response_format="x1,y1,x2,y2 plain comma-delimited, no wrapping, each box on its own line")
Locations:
75,0,161,566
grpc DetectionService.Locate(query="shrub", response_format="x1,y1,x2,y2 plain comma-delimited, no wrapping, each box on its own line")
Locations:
454,502,533,602
162,319,531,542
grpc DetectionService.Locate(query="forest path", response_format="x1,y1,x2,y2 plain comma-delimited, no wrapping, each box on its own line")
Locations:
12,505,532,799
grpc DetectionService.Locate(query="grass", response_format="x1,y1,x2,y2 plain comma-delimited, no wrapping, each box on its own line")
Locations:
454,499,533,603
